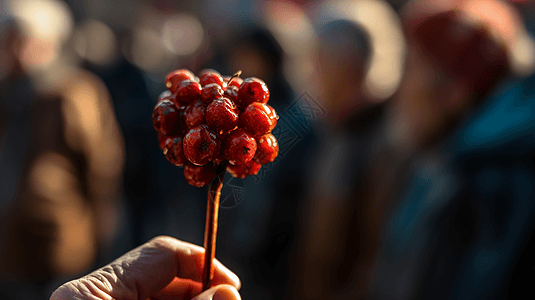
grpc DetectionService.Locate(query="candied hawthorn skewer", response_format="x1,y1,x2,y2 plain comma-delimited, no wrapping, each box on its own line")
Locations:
154,69,279,292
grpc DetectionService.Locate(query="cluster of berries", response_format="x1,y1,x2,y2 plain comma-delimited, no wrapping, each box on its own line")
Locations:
153,69,279,187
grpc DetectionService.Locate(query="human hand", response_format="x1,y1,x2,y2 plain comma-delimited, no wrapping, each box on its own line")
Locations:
50,236,241,300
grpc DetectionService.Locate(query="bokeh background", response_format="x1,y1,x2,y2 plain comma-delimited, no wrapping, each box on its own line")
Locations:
1,0,535,299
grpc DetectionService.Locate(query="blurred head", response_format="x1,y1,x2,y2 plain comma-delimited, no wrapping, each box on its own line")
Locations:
316,19,372,122
312,0,407,103
227,26,284,82
401,0,533,101
392,0,531,146
4,0,74,74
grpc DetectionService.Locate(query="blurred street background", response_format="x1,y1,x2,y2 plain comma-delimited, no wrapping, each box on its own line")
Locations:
1,0,535,299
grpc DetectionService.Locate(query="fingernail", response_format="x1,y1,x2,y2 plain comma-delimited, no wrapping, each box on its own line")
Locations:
213,286,240,300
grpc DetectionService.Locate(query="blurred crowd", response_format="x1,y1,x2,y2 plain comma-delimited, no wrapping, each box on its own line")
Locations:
1,0,535,299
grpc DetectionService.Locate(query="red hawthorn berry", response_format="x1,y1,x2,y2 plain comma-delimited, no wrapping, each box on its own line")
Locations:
176,79,202,104
152,100,180,135
206,97,239,131
200,72,225,88
164,135,188,166
254,133,279,164
201,83,224,104
166,69,195,94
240,103,278,136
184,163,216,187
226,160,262,178
236,77,270,108
183,125,221,166
223,129,257,166
184,100,207,129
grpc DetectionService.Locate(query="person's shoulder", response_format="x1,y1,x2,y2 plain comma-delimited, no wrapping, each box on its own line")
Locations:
445,76,535,164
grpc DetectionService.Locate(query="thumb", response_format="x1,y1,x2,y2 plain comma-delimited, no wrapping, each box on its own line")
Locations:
191,285,241,300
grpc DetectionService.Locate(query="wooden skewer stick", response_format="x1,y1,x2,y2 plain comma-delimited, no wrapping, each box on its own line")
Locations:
202,166,226,291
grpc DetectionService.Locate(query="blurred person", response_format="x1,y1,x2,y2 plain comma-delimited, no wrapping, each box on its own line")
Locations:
50,236,241,300
252,2,405,299
0,0,124,298
355,0,535,299
285,18,390,300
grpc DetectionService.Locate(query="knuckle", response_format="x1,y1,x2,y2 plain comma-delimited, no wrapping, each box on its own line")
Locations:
83,264,137,299
87,266,118,293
